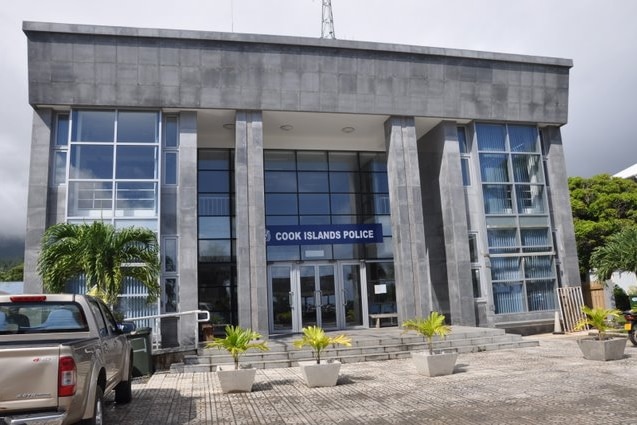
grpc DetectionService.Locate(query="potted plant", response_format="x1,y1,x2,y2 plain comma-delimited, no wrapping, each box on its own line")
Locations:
293,325,352,387
574,306,626,361
206,325,269,393
401,311,457,377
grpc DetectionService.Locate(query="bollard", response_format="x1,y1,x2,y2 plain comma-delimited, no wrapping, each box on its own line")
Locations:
552,311,564,334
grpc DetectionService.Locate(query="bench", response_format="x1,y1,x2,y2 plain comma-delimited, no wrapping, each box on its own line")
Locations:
369,313,398,328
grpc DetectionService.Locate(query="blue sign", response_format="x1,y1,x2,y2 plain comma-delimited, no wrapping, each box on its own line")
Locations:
266,224,383,246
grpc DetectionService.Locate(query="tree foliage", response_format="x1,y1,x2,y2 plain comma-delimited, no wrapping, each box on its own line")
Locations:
0,263,23,282
37,221,160,308
205,325,269,370
590,227,637,281
568,174,637,279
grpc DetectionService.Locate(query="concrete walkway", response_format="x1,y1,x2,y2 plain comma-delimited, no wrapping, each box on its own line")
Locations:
106,332,637,424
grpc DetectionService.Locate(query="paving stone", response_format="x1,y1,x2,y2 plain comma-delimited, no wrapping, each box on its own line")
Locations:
105,333,637,424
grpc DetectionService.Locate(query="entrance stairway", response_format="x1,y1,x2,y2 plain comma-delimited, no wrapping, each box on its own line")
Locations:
169,326,539,373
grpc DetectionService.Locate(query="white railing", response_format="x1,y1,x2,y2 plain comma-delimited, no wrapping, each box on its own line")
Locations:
128,309,210,351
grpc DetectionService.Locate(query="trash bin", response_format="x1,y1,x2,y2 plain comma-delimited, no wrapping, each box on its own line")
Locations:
630,295,637,311
127,327,153,377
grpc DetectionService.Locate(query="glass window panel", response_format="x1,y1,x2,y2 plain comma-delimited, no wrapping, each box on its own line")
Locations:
369,215,391,237
328,152,358,171
199,240,231,262
198,194,231,216
485,216,517,228
482,184,513,214
163,238,177,272
264,150,295,170
116,146,157,179
487,228,518,254
524,256,554,279
512,154,543,183
519,216,549,227
198,170,230,193
53,151,67,185
68,182,113,217
458,127,468,154
164,278,178,312
299,215,331,225
490,257,521,281
516,185,545,214
476,123,506,151
301,245,332,260
266,215,298,225
330,194,359,215
468,234,479,263
199,216,231,239
461,158,470,186
520,228,550,249
471,269,481,298
70,145,114,179
115,182,157,216
164,116,178,148
360,172,389,193
508,125,538,153
267,245,300,261
297,151,327,170
526,280,556,311
333,243,360,260
71,110,115,142
199,150,230,170
364,237,394,259
330,172,360,192
56,114,69,146
492,282,524,314
266,194,298,215
265,171,297,192
164,152,177,185
298,172,329,192
479,154,509,182
117,111,158,143
359,152,387,172
361,194,391,215
299,194,330,214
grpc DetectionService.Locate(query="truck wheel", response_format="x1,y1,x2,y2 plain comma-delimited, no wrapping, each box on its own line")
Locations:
82,386,103,425
629,325,637,347
115,354,133,404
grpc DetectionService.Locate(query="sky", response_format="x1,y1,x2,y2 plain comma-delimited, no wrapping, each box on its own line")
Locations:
1,0,636,239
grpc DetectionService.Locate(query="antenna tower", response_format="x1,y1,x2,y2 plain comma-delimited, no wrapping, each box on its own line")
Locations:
321,0,336,39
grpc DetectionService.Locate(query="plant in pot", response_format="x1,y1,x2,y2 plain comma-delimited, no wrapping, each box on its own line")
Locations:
293,325,352,387
401,311,457,377
205,325,269,393
574,306,626,361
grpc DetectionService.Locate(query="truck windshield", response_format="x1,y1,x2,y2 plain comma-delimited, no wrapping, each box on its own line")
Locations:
0,302,89,334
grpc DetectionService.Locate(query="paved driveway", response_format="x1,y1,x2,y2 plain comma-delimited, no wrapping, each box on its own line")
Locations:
106,333,637,424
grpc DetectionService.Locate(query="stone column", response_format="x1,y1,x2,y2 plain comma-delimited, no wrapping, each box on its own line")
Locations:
418,122,475,325
23,109,53,294
384,116,431,321
235,111,268,336
176,111,198,346
542,126,581,287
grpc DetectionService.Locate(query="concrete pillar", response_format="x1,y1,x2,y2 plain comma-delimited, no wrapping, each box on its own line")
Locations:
235,111,268,336
23,109,53,294
177,111,198,346
384,116,431,321
418,122,476,326
542,126,581,287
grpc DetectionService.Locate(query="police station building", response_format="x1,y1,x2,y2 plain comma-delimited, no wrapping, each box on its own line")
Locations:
22,21,580,344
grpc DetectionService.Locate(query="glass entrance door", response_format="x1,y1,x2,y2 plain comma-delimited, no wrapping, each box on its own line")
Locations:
268,262,365,333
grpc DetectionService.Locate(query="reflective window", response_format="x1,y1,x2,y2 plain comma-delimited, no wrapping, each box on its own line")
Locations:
164,116,179,148
53,151,67,185
116,146,157,179
330,194,359,215
509,125,539,153
476,123,506,151
199,171,230,193
68,182,113,216
117,111,158,143
199,150,231,170
199,240,232,262
329,172,360,192
199,216,231,239
163,238,177,272
297,151,328,170
70,145,114,179
115,182,157,216
264,150,295,170
265,171,297,192
56,114,69,146
71,110,115,142
299,194,330,214
512,155,543,183
298,172,329,192
164,152,177,185
328,152,358,171
266,194,298,215
479,154,509,182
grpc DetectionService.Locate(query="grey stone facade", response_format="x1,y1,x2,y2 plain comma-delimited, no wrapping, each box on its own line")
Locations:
22,21,578,341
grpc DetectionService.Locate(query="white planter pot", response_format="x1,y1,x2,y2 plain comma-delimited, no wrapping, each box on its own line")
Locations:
298,361,341,388
577,337,627,361
411,351,458,377
216,366,257,393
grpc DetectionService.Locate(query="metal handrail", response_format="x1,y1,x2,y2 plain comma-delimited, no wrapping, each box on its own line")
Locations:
127,309,210,350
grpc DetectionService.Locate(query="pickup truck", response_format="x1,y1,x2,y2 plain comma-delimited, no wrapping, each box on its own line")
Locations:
0,294,134,424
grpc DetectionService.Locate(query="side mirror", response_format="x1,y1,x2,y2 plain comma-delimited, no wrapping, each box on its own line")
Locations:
118,321,137,333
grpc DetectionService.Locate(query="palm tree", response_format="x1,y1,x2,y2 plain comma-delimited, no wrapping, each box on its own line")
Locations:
293,325,351,364
590,227,637,281
37,221,160,309
402,311,452,355
574,305,621,341
205,325,269,370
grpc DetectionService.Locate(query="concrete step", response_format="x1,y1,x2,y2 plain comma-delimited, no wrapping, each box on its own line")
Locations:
169,326,538,372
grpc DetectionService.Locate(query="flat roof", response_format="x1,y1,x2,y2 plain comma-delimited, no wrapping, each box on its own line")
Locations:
23,21,573,68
